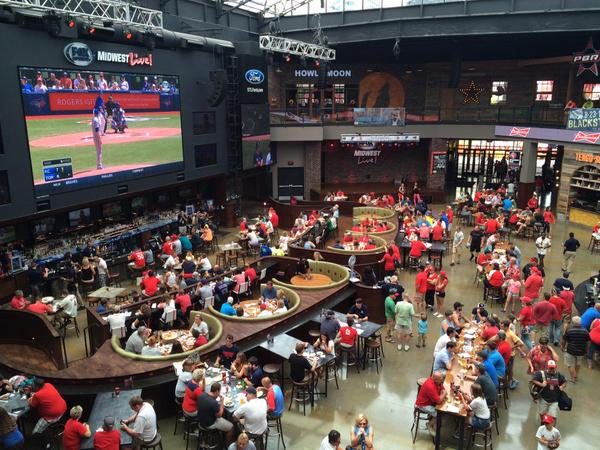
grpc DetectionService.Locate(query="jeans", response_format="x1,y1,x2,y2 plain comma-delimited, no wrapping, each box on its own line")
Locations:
98,273,108,287
548,319,563,344
521,330,533,350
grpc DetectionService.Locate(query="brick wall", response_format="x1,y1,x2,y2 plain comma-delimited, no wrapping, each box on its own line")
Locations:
304,142,321,198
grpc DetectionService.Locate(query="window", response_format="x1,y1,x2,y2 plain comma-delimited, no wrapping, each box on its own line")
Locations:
296,83,313,107
535,80,554,101
0,171,10,205
194,144,218,168
333,84,345,104
490,81,508,105
583,83,600,101
192,112,216,135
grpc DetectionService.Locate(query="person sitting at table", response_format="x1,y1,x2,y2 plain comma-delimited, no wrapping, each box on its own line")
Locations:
220,297,237,316
466,363,497,407
331,240,345,250
260,243,272,257
52,289,79,323
93,416,121,450
29,377,67,436
314,333,336,356
337,317,358,350
260,376,284,420
26,297,54,315
192,328,208,348
274,299,288,315
181,254,196,278
215,334,239,369
343,231,355,244
482,317,500,341
231,352,249,379
245,357,264,387
409,237,428,261
96,299,109,314
189,314,209,338
141,336,163,356
432,341,457,376
347,298,369,323
485,340,506,377
140,271,161,298
289,342,317,383
0,406,24,450
182,368,205,417
126,326,150,354
232,269,247,295
350,413,375,450
414,371,447,436
258,280,276,301
197,382,234,445
296,257,311,280
457,383,491,432
247,230,260,249
10,290,29,310
63,405,91,450
235,306,244,317
233,386,268,437
121,396,157,450
477,350,499,387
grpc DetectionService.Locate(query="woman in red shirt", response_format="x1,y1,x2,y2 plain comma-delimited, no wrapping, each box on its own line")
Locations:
542,207,555,234
485,263,504,289
517,296,536,350
526,336,558,374
409,239,427,259
182,369,205,416
379,248,397,277
63,406,91,450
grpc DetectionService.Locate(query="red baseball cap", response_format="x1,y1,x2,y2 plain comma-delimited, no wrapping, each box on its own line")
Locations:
520,296,533,304
541,414,554,424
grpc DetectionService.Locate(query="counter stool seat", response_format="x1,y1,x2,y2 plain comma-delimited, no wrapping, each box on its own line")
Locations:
140,433,163,450
267,414,286,449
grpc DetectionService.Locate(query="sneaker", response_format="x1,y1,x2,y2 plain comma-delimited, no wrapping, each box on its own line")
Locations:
404,344,410,351
509,380,520,390
397,345,402,351
450,262,455,266
416,344,421,348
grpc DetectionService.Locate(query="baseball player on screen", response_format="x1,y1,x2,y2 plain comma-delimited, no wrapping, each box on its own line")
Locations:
92,108,103,170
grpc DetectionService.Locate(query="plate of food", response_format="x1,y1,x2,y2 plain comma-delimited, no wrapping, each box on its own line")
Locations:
224,398,234,408
162,330,179,341
257,390,266,399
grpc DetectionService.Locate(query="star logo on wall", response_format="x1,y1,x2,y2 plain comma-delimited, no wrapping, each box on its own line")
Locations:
573,38,600,77
459,80,484,104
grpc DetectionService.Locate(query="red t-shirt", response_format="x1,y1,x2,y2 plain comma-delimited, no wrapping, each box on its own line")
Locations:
549,296,567,320
426,272,438,292
518,306,535,326
485,219,499,234
270,213,279,228
409,240,427,258
245,268,257,283
176,294,192,315
343,234,354,243
497,340,512,366
339,326,357,346
590,320,600,346
240,222,247,232
382,253,396,271
142,276,160,296
482,325,499,341
31,383,67,420
162,242,174,255
415,377,443,408
63,419,88,450
391,243,401,261
524,274,543,299
532,301,557,326
10,296,28,310
130,250,145,268
27,302,52,314
415,271,428,294
559,290,574,313
432,225,444,241
447,210,454,223
93,429,121,450
183,382,204,413
194,335,208,348
488,271,504,288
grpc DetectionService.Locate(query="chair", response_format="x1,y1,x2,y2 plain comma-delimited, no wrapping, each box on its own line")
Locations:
247,430,268,450
58,316,80,338
108,273,122,287
267,414,286,449
308,329,321,340
365,339,383,373
484,287,502,306
140,433,164,450
173,399,185,436
410,406,433,444
288,379,312,416
497,376,509,409
430,253,442,270
473,268,483,287
215,251,226,267
408,256,420,272
466,424,494,450
489,404,500,435
204,296,215,309
263,363,282,386
196,427,221,450
339,344,360,376
233,282,249,302
41,418,65,450
523,226,534,241
259,268,267,281
324,358,339,394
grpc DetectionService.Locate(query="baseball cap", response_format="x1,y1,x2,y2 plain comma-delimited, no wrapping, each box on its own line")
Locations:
562,286,571,291
520,296,533,304
103,416,115,428
246,386,257,395
453,301,464,309
477,303,486,308
440,270,447,276
541,414,554,424
547,360,557,368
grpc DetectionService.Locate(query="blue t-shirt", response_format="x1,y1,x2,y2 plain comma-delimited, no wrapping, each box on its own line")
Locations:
487,350,506,377
418,319,428,334
269,385,285,417
262,287,277,300
503,198,513,211
581,307,600,330
250,366,264,387
483,359,499,387
260,245,272,257
220,302,237,316
433,350,451,373
1,427,24,448
353,425,372,450
179,236,193,252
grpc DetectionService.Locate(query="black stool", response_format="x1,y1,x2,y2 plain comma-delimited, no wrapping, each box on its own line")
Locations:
182,413,199,450
324,358,339,394
247,430,269,450
173,398,184,435
497,376,509,409
288,379,311,416
489,404,500,435
267,415,286,449
140,433,164,450
263,363,282,386
365,339,383,373
410,406,433,444
196,427,221,450
467,424,494,449
339,344,360,376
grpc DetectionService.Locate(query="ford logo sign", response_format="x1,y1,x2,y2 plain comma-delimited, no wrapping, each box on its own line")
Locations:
245,69,264,85
64,42,94,67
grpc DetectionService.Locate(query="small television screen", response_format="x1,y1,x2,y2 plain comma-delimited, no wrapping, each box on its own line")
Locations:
68,208,91,227
0,226,16,244
241,104,272,170
19,66,184,195
102,201,122,218
32,217,55,237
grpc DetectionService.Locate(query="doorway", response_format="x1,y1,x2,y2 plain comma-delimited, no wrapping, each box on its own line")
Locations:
278,167,304,200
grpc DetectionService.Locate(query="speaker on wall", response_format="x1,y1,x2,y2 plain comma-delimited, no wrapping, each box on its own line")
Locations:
36,200,51,212
207,70,226,107
117,184,128,194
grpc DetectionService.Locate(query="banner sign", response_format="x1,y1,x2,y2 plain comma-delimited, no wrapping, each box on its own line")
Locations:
567,108,600,131
238,54,268,104
430,152,447,174
340,133,419,143
48,92,160,112
575,152,600,164
353,107,406,126
496,125,600,147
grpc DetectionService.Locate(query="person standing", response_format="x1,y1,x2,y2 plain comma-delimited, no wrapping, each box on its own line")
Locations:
450,226,464,266
561,232,580,273
532,294,557,344
96,256,109,287
28,378,67,435
395,294,416,352
561,316,590,383
548,292,566,346
536,415,560,450
530,360,566,422
384,292,399,343
92,108,104,170
535,233,551,268
468,226,484,261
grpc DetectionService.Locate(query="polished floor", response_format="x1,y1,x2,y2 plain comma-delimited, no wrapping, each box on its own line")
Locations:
151,215,599,450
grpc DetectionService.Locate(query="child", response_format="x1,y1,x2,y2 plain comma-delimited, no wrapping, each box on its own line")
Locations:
503,273,522,314
416,312,428,348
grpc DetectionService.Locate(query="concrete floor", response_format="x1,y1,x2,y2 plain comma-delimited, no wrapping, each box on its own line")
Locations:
60,208,600,450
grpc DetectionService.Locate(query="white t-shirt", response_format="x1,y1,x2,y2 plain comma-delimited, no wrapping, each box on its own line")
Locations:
319,436,337,450
105,311,131,333
97,258,108,275
535,237,551,255
536,425,560,450
233,398,267,434
469,396,490,419
56,294,78,318
133,402,157,442
433,334,452,357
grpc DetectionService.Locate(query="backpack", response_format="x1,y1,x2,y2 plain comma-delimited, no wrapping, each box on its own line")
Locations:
529,370,545,400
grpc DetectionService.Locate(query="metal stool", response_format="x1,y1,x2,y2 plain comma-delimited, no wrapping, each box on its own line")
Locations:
473,268,482,286
430,254,442,270
591,237,600,254
267,414,286,449
215,252,226,267
182,413,199,450
372,331,385,358
288,379,311,416
247,430,268,450
410,406,433,444
467,424,494,449
173,398,185,435
339,344,360,375
324,358,339,393
263,363,282,386
484,287,502,306
196,427,221,450
308,329,321,340
497,376,509,409
41,419,65,450
365,339,383,373
489,404,500,435
408,257,420,272
140,433,164,450
416,377,427,393
61,316,80,338
108,273,122,287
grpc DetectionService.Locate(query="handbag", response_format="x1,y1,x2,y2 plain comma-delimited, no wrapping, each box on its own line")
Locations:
558,390,573,411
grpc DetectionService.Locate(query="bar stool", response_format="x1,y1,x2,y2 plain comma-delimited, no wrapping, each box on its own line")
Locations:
173,398,185,435
489,404,500,435
430,253,442,270
416,377,427,393
467,424,494,450
60,317,80,338
288,379,312,416
263,363,282,388
108,273,121,287
484,287,502,307
339,344,360,375
196,427,221,450
410,406,433,444
365,339,383,373
140,433,164,450
247,431,269,450
372,331,385,358
308,329,321,340
182,413,199,450
267,414,286,449
324,358,339,393
497,376,509,409
215,251,226,267
473,268,482,286
590,237,600,254
408,257,420,272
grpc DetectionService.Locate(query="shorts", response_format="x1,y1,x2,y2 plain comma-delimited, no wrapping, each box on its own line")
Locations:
471,416,490,430
564,352,583,367
416,405,437,418
537,399,559,417
435,291,446,298
533,323,548,335
470,244,481,252
395,323,412,334
33,415,63,435
207,417,233,432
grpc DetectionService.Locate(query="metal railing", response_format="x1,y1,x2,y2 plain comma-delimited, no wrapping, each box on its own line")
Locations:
270,106,566,127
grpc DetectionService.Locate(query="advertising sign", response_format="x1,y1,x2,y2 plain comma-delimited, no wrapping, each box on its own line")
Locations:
430,152,447,174
567,108,600,131
49,92,160,112
353,107,406,126
238,54,268,104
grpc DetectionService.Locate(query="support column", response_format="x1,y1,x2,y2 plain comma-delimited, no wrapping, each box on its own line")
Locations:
304,142,322,200
517,141,537,208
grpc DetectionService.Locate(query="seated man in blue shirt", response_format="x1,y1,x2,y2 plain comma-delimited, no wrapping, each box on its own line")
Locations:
220,296,237,316
581,303,600,330
347,298,369,323
260,243,272,257
246,356,264,387
485,341,506,377
477,349,499,387
432,341,457,376
261,281,277,300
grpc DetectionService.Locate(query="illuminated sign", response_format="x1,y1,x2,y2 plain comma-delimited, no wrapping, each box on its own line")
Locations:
340,133,419,143
573,38,600,76
575,152,600,163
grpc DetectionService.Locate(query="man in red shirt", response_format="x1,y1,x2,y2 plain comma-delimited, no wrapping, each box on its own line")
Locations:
269,209,279,229
93,416,121,450
496,330,512,367
431,222,444,241
63,405,91,450
244,265,257,285
588,319,600,369
482,318,500,341
29,378,67,434
524,268,544,300
548,292,567,346
425,267,438,311
559,287,575,331
27,299,53,315
532,292,557,343
128,247,146,273
485,217,500,234
414,265,428,313
337,317,358,348
517,296,535,349
175,289,192,316
161,236,174,260
140,270,160,297
415,371,447,434
409,239,427,259
10,290,29,310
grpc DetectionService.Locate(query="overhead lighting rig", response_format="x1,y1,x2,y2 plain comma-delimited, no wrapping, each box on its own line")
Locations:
259,34,335,62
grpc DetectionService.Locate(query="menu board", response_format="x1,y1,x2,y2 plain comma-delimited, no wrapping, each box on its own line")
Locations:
431,152,447,174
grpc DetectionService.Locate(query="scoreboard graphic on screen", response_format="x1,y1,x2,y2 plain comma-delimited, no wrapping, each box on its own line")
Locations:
43,158,74,182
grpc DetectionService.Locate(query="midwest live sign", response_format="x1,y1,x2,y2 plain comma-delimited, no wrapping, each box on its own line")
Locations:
567,108,600,131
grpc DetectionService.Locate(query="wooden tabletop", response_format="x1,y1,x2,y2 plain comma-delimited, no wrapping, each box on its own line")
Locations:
88,287,126,299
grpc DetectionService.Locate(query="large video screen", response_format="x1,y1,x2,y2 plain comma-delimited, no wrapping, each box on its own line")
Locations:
241,104,272,170
19,67,184,195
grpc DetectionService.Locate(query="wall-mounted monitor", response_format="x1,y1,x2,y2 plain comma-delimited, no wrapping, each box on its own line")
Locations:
68,208,91,227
